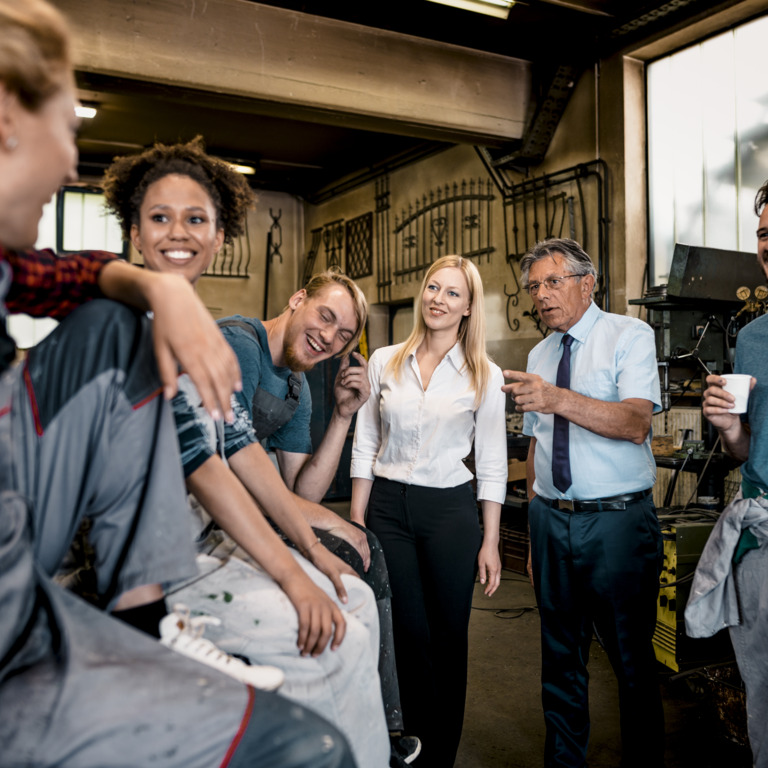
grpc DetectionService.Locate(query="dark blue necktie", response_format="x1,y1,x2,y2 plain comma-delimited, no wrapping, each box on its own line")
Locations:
552,334,574,493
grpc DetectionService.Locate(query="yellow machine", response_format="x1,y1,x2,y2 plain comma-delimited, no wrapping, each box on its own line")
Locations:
653,516,733,672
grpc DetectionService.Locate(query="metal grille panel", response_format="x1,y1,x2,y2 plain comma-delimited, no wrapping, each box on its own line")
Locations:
345,212,373,279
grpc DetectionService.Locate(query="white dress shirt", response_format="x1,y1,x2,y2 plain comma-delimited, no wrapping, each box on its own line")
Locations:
351,342,507,504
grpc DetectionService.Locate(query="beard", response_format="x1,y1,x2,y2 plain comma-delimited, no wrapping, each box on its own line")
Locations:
283,339,315,373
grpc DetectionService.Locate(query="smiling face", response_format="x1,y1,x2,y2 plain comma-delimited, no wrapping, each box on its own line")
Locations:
0,81,79,248
420,266,471,335
129,173,224,284
282,284,359,372
527,251,594,333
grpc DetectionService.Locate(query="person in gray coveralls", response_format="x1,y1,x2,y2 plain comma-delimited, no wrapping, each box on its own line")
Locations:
0,2,356,766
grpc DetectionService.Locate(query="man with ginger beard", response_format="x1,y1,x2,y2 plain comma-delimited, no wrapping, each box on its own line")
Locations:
219,271,419,765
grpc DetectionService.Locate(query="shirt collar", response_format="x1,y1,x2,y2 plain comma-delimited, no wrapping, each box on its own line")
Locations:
557,300,599,347
407,341,465,371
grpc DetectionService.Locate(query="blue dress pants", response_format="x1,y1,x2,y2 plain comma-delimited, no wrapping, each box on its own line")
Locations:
528,494,664,768
367,477,481,768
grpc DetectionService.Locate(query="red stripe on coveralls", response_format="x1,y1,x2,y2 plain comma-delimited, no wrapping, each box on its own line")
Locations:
22,364,43,436
218,685,255,768
132,387,163,410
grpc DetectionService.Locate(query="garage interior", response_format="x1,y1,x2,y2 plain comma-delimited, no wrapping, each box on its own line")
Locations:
40,1,768,765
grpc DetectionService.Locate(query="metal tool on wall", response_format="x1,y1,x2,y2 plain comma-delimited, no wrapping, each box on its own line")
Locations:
323,220,344,270
375,176,392,303
302,219,345,287
303,227,324,287
392,178,495,285
263,208,282,319
477,154,609,334
203,210,252,278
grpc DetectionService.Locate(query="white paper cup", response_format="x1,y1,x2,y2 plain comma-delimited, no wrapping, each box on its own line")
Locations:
721,374,752,414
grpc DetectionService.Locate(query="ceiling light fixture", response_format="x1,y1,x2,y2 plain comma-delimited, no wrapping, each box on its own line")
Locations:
75,105,97,119
425,0,514,20
228,163,256,176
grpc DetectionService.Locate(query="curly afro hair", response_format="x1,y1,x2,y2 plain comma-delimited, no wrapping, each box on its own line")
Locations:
102,136,255,244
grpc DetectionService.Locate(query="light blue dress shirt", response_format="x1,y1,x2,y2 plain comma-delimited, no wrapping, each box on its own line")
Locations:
523,301,661,500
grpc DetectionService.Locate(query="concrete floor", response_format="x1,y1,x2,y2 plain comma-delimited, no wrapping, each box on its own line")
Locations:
322,500,753,767
456,573,753,768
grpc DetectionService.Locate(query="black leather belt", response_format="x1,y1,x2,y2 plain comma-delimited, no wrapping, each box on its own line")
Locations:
544,488,652,512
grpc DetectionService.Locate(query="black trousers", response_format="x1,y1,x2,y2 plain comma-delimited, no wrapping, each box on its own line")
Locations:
367,477,481,768
529,493,665,768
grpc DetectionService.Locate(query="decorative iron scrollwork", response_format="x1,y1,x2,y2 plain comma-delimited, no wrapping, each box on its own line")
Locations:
392,178,495,285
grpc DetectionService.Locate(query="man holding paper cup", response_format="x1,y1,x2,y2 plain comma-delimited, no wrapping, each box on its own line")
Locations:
685,181,768,767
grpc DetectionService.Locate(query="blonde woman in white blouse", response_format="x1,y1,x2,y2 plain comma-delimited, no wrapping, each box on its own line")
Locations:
350,255,507,768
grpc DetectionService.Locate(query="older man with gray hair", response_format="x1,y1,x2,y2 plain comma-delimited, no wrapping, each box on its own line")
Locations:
503,237,664,768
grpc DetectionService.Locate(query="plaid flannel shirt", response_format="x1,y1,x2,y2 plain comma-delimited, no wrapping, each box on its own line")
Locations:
1,246,116,319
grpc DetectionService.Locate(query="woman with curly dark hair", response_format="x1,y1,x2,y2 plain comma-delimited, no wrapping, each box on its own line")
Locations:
101,137,390,768
102,135,254,283
0,1,356,766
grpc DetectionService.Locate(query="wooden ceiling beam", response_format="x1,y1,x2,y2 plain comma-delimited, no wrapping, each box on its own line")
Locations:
52,0,531,145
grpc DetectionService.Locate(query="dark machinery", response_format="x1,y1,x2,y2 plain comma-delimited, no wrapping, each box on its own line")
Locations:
631,243,766,672
632,243,766,509
632,243,767,406
653,515,732,672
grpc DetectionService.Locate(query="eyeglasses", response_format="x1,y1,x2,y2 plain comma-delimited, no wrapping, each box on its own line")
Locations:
525,274,582,296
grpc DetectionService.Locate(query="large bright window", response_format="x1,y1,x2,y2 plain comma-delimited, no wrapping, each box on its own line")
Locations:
8,189,124,349
647,14,768,286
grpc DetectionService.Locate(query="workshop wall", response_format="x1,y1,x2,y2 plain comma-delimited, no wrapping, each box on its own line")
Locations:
300,52,647,376
150,50,647,378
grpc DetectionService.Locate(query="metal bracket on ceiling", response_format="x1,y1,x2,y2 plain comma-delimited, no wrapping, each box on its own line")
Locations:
485,61,585,172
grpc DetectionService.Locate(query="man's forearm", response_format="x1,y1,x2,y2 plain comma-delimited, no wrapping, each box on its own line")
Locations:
526,438,537,502
188,456,309,587
292,408,353,503
718,420,751,463
228,444,327,555
556,392,652,444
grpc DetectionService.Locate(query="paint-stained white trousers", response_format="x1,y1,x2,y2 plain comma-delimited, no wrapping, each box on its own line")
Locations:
170,549,390,768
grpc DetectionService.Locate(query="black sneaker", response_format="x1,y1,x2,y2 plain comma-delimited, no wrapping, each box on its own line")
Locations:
390,735,422,766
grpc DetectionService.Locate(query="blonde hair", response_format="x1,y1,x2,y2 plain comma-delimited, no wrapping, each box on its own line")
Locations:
301,268,368,356
387,255,491,408
0,0,72,111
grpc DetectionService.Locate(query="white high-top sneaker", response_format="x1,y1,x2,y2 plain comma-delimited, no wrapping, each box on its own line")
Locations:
160,604,285,691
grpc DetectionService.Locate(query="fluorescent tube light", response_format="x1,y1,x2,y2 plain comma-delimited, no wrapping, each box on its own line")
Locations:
426,0,514,20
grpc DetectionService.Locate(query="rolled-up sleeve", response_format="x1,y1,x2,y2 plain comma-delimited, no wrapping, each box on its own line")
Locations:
473,365,508,504
223,395,259,459
616,323,662,412
172,378,216,478
350,350,383,481
4,247,116,319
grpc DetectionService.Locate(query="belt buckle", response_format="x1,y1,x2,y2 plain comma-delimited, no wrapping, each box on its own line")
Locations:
557,499,576,512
